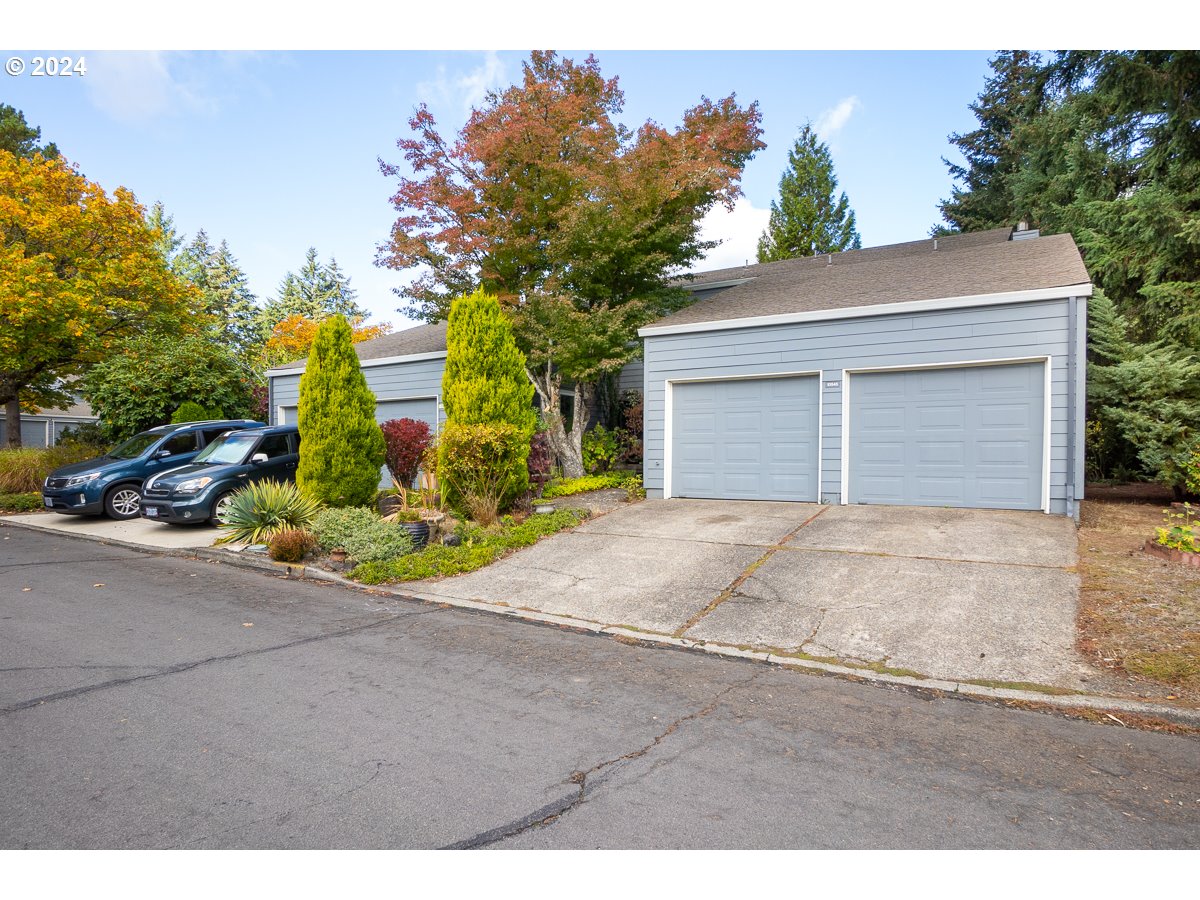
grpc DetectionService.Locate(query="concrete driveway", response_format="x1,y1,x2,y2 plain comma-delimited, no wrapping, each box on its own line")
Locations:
4,511,220,549
405,500,1084,688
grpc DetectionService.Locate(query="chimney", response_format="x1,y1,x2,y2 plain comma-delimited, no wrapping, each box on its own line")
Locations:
1012,221,1040,241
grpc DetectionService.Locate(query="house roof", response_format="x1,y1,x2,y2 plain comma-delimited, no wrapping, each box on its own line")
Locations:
0,398,96,419
269,320,448,373
645,227,1091,334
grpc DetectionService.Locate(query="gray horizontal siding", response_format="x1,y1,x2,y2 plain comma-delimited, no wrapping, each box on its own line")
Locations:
617,358,644,395
643,297,1080,515
270,357,447,431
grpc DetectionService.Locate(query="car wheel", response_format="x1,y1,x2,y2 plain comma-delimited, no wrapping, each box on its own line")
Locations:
210,491,235,526
104,485,142,520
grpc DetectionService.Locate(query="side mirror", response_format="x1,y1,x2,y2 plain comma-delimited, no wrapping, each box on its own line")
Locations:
250,453,268,465
153,450,170,459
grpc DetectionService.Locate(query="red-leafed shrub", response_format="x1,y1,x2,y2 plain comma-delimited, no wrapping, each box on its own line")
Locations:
528,430,552,491
381,418,433,489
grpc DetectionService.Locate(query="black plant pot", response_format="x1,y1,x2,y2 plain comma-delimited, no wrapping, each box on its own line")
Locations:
399,520,430,550
378,494,404,515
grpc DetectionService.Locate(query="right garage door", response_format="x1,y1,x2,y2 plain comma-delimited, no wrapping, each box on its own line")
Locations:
847,361,1045,511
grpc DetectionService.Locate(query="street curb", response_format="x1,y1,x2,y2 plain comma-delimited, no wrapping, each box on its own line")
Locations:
6,516,1200,729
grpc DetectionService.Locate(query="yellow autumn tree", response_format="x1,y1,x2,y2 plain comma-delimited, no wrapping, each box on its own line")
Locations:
260,313,392,369
0,151,203,445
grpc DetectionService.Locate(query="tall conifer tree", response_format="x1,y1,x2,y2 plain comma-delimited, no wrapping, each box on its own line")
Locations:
296,315,385,507
757,124,861,262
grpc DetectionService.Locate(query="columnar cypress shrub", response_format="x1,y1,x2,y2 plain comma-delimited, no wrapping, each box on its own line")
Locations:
439,289,535,505
296,314,386,507
441,289,535,433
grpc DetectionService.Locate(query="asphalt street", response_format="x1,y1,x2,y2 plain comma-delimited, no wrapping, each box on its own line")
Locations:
1,523,1197,849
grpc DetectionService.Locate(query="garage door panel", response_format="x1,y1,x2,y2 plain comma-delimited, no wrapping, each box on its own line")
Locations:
672,375,819,502
914,477,967,502
916,441,966,465
849,362,1044,511
915,405,965,430
859,407,905,431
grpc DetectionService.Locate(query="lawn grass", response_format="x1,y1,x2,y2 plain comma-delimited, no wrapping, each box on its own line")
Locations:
351,508,589,584
1077,499,1200,703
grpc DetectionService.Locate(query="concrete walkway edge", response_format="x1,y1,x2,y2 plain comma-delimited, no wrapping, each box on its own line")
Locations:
5,515,1198,729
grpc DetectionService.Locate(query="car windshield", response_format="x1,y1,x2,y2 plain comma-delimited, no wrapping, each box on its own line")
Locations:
193,432,256,465
106,432,162,460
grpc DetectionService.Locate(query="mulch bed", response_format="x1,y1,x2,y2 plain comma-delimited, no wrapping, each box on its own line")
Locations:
1076,498,1200,706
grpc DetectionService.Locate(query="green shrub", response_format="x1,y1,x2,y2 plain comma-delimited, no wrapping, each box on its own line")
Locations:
268,528,318,562
296,315,387,508
0,491,42,512
437,422,528,523
0,444,108,494
1156,503,1198,554
441,288,536,434
541,472,640,499
171,401,222,424
311,506,414,564
582,425,621,474
56,422,109,447
352,508,588,584
215,479,323,545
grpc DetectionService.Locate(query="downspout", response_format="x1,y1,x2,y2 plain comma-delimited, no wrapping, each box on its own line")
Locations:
1066,295,1079,521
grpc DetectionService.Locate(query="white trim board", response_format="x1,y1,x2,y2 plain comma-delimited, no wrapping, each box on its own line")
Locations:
265,350,447,378
839,355,1053,514
662,369,823,502
639,283,1093,338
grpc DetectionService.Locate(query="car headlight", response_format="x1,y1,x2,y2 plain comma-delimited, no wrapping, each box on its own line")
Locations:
63,472,101,488
174,476,213,495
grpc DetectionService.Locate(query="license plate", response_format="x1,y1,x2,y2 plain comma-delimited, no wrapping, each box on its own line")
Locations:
44,497,53,507
144,507,158,517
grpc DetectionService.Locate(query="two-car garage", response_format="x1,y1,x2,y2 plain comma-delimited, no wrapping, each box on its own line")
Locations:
643,227,1090,518
669,361,1047,512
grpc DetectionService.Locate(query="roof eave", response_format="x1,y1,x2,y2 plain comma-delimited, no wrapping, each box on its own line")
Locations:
638,283,1094,338
265,349,448,378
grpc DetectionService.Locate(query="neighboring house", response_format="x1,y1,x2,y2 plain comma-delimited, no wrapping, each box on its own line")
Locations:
0,398,100,448
263,319,644,486
640,226,1091,518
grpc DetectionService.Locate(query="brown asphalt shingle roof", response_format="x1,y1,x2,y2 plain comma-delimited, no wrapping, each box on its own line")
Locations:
649,227,1090,331
271,320,448,372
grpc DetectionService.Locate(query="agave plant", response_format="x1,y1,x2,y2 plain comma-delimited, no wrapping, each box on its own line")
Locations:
215,479,323,545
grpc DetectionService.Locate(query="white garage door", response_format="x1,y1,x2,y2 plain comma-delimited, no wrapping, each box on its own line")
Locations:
671,375,820,501
847,361,1046,510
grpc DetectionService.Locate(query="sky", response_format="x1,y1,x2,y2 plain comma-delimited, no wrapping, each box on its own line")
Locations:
1,49,996,329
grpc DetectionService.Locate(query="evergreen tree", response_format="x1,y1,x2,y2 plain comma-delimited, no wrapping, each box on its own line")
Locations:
441,288,536,433
175,230,263,361
937,51,1045,233
295,315,385,507
757,124,861,262
260,248,367,334
146,201,183,267
0,103,58,159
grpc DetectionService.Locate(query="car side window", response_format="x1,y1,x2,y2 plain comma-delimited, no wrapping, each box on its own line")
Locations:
159,432,198,456
202,428,232,446
291,433,301,453
257,434,291,459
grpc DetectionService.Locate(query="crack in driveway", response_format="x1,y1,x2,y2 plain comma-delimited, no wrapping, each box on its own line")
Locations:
441,671,762,849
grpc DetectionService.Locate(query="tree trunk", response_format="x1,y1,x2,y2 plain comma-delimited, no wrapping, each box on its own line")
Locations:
528,368,586,479
4,398,21,449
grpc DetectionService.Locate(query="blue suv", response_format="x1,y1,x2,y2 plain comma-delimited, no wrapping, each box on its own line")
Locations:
41,420,262,520
139,425,300,525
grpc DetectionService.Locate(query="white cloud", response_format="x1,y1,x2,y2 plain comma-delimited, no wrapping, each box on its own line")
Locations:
84,52,217,123
814,95,861,139
691,197,772,272
416,51,506,120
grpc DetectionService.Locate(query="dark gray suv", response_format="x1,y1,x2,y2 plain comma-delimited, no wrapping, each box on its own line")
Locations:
138,425,300,525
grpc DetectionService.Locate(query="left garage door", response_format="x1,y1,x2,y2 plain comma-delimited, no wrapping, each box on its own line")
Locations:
671,375,820,501
280,398,438,430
